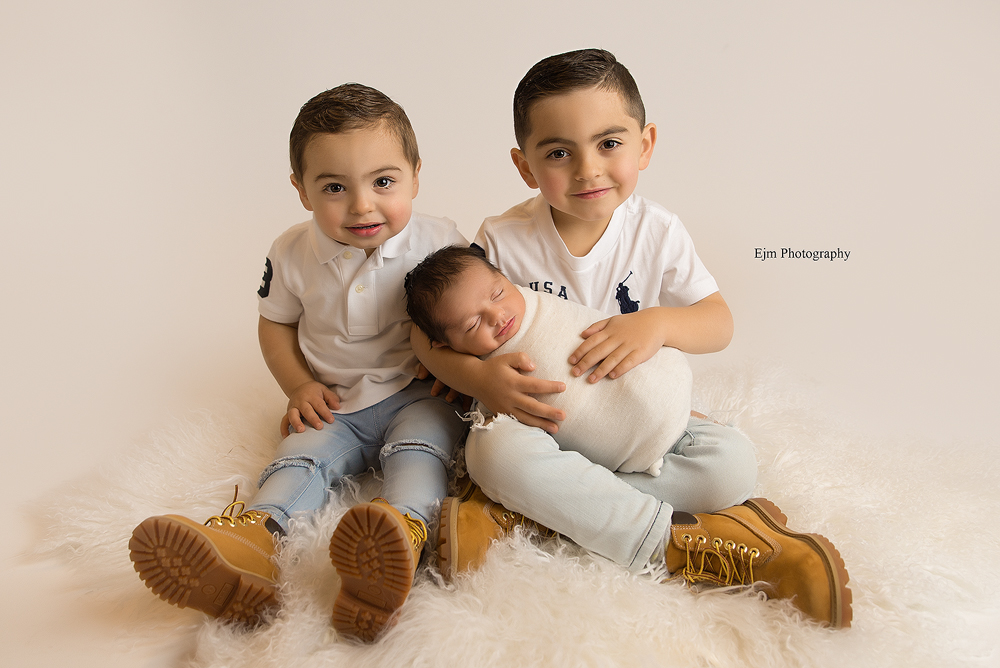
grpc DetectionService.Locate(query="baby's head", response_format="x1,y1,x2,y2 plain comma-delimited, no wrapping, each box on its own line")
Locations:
405,245,526,357
288,84,421,255
510,49,656,230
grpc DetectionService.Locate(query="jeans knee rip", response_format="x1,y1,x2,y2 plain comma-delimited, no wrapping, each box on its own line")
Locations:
379,440,451,468
257,455,322,488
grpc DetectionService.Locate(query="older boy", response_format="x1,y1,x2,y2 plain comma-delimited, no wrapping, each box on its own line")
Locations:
413,50,851,628
129,84,468,641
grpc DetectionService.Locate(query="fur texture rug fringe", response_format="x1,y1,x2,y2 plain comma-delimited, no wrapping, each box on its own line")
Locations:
29,363,1000,667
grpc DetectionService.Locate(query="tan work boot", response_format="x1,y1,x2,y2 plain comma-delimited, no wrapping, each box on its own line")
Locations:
665,498,852,628
328,498,427,641
437,481,555,581
128,491,279,625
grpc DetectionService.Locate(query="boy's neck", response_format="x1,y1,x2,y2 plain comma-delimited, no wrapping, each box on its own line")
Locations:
550,207,612,257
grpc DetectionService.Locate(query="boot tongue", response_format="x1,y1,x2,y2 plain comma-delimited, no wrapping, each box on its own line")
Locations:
671,510,697,525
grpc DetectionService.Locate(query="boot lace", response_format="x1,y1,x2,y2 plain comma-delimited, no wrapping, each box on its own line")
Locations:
204,486,267,528
677,533,761,587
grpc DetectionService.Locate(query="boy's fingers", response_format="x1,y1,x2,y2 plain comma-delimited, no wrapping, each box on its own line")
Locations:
298,404,325,430
578,317,610,340
569,333,609,368
520,396,566,423
512,409,560,434
588,347,632,383
506,352,536,372
522,377,566,395
287,409,306,434
323,388,342,411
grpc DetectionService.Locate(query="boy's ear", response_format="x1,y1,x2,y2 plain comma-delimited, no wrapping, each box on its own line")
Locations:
290,173,314,212
429,339,448,349
510,148,539,189
411,159,421,199
638,123,657,171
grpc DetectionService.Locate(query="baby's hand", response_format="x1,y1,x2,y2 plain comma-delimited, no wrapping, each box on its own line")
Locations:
569,310,665,383
281,380,341,437
478,353,567,433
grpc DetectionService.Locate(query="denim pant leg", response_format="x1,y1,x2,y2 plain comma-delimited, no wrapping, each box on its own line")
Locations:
616,417,758,515
377,380,467,526
466,415,670,570
465,415,757,572
250,418,378,534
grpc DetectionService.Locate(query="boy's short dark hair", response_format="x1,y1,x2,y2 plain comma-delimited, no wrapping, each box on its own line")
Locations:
289,83,420,181
405,245,500,347
512,48,646,149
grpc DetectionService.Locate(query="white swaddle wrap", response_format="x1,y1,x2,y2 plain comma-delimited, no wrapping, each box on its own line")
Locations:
483,286,692,476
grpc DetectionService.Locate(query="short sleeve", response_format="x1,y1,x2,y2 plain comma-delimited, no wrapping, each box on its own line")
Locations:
257,242,303,324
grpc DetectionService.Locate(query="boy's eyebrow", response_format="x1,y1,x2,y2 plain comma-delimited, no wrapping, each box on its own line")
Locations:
312,165,404,182
533,125,632,150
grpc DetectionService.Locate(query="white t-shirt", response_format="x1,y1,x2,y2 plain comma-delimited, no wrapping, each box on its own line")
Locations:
258,213,466,414
474,194,718,316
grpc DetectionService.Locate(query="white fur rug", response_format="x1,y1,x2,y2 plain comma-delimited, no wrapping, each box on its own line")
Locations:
30,364,1000,667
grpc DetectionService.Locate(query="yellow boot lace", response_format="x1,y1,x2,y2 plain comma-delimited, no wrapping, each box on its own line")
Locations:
677,534,761,587
204,486,267,528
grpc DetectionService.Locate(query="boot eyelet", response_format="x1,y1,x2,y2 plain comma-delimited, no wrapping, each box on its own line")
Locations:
695,535,707,545
681,533,693,543
724,540,736,550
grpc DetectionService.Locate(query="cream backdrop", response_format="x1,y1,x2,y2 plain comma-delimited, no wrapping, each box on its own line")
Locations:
2,1,997,665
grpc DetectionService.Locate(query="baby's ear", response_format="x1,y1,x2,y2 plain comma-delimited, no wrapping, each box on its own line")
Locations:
430,339,448,349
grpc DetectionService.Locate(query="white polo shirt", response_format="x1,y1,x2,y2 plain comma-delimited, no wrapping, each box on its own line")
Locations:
474,194,718,316
258,212,467,414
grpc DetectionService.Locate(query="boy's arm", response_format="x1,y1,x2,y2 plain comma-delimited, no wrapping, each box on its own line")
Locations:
569,291,734,383
410,326,568,433
258,315,341,436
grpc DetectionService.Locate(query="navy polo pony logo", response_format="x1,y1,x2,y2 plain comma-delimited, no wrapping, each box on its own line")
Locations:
616,271,640,314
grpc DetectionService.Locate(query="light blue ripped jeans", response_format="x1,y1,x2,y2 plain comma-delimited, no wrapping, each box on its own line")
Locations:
464,412,758,572
250,378,467,533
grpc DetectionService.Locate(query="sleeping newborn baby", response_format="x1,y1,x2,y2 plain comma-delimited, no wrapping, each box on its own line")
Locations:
405,245,692,477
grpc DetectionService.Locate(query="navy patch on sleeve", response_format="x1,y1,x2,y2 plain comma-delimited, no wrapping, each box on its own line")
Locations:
258,257,273,298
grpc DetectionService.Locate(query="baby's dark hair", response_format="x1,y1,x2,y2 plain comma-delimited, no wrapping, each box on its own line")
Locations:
289,83,419,182
513,48,645,149
405,245,501,346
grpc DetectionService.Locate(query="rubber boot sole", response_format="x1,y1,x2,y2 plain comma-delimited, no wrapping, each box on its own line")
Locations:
329,503,417,641
128,515,278,625
743,498,853,628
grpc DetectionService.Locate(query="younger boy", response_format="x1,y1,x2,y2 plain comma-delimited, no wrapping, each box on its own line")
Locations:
412,50,851,628
406,244,693,477
128,84,468,642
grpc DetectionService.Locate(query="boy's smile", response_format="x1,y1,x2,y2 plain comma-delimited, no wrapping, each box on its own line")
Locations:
511,86,656,247
291,126,420,256
432,263,526,357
